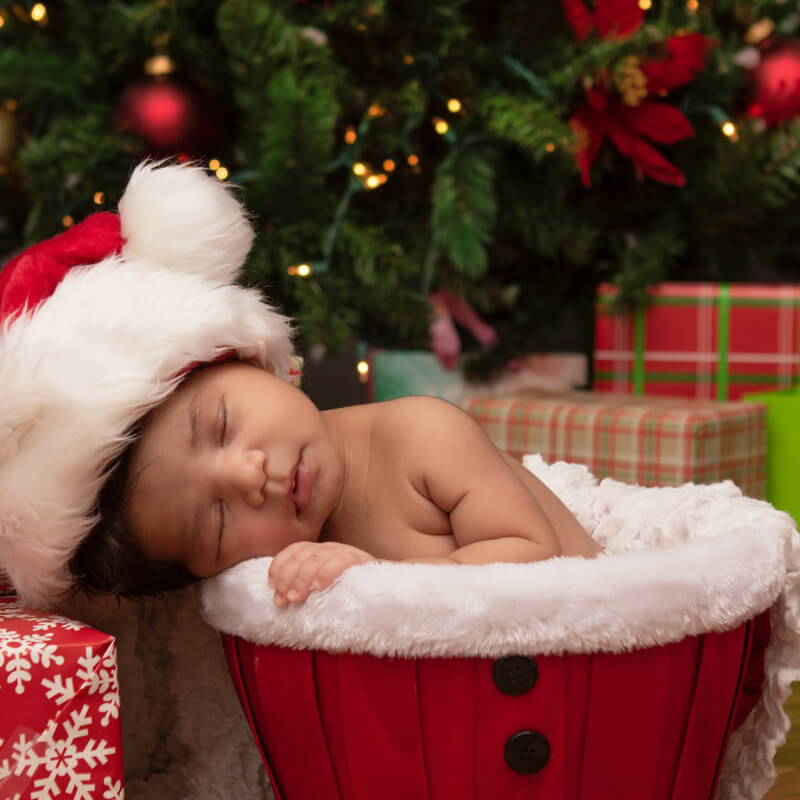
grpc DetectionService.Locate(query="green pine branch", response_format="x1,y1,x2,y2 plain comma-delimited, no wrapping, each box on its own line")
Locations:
431,146,496,278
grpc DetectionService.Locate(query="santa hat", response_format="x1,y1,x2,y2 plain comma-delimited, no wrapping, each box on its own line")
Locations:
0,161,295,608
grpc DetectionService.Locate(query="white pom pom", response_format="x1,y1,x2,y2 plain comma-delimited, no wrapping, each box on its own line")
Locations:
118,161,255,283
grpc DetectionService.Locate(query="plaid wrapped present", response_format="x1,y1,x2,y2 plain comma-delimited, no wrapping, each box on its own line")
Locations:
0,600,124,799
463,390,766,497
594,282,800,401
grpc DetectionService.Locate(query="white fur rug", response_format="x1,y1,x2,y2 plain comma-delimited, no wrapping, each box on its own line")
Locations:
199,456,800,800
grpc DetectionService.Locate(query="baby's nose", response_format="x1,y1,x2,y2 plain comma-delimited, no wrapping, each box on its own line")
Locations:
232,449,266,507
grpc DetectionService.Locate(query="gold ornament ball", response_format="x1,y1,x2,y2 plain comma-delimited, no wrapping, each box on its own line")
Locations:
0,108,18,163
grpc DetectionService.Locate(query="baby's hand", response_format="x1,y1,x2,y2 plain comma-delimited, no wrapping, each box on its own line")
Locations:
268,541,376,607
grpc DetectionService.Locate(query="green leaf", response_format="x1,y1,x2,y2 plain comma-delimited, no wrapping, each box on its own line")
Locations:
432,148,496,276
481,93,574,161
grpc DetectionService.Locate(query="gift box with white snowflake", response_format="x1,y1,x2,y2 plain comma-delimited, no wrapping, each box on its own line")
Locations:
0,600,123,800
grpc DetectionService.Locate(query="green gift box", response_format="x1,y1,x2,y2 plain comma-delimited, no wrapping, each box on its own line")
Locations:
366,349,588,403
743,386,800,525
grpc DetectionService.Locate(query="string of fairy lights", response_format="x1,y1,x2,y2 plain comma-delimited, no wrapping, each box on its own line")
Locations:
2,0,759,372
1,0,741,230
0,2,47,27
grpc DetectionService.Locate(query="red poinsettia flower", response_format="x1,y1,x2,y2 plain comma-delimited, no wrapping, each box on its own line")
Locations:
563,0,712,187
561,0,644,42
640,34,712,93
570,81,696,186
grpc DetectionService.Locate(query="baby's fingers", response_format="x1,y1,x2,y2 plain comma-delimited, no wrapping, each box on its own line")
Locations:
280,547,334,604
300,546,377,595
269,543,376,607
293,551,349,597
268,541,315,605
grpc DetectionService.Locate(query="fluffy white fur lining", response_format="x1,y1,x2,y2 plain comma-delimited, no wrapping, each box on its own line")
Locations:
0,162,294,607
199,457,800,800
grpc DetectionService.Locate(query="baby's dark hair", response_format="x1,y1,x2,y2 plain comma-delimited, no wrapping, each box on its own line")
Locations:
69,427,198,599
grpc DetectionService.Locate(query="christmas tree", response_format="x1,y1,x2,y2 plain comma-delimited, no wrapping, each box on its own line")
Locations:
4,0,800,379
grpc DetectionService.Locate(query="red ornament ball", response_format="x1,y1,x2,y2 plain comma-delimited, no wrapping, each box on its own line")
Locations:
114,77,222,157
746,38,800,125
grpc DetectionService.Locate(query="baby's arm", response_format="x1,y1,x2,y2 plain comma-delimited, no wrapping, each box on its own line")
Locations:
399,397,562,565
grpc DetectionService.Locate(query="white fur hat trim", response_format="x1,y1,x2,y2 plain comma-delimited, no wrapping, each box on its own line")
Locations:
0,162,294,607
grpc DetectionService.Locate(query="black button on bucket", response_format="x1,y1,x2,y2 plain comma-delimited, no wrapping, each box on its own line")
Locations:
492,656,538,695
504,730,550,775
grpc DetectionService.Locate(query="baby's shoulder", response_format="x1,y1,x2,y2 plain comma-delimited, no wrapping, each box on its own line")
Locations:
374,394,462,422
370,395,475,445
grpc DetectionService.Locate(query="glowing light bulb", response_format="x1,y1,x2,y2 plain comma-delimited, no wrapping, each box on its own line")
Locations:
638,0,652,9
144,54,175,77
345,127,357,144
62,215,74,228
357,360,369,382
353,162,368,176
93,192,105,205
365,175,380,189
209,158,221,171
745,18,774,44
545,142,555,153
403,54,415,65
215,166,229,181
407,154,419,166
296,263,312,277
722,121,737,138
288,265,298,276
686,0,699,11
30,3,47,22
447,98,462,113
383,159,396,172
368,103,385,117
433,118,449,135
0,15,5,28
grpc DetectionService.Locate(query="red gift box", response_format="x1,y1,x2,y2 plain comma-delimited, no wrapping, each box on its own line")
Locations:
0,600,123,800
594,282,800,401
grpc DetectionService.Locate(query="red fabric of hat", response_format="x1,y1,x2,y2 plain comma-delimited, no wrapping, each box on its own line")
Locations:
0,212,124,322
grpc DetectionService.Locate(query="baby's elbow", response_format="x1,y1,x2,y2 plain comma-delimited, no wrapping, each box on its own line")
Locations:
539,536,562,561
512,534,560,563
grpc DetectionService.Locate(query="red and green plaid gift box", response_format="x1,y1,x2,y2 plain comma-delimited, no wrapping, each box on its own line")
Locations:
594,282,800,401
463,390,766,497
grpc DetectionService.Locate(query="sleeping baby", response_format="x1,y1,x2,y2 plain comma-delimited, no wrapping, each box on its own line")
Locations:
0,159,598,611
72,360,601,607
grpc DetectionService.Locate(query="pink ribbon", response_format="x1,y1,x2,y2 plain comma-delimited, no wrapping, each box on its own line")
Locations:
428,289,499,370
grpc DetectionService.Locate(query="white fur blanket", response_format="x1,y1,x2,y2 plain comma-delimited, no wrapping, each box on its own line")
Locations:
199,456,800,800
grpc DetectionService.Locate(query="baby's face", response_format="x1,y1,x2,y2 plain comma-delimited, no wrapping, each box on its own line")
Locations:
125,361,345,577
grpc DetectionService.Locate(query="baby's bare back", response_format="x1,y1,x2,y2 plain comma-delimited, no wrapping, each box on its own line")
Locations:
322,397,600,563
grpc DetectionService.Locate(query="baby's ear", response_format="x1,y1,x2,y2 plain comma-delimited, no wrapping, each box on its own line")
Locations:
118,160,254,284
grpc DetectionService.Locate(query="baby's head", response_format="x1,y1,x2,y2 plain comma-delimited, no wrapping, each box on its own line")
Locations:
68,421,199,599
70,360,341,599
0,161,297,608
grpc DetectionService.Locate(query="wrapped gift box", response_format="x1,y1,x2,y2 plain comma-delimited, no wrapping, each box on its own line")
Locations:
594,282,800,401
743,386,800,525
463,391,766,497
0,600,124,799
367,348,588,403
